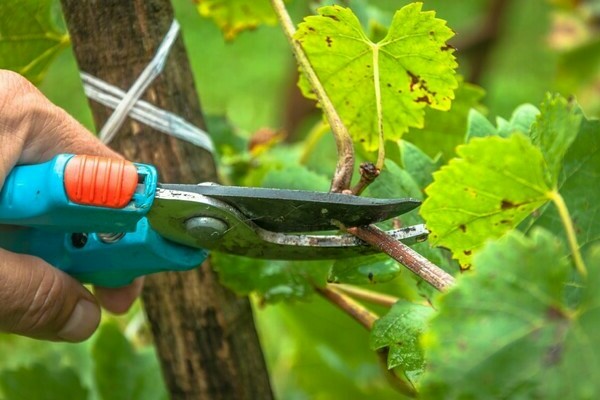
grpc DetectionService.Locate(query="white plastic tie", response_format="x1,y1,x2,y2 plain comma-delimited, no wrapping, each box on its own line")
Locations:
82,72,214,153
85,19,213,154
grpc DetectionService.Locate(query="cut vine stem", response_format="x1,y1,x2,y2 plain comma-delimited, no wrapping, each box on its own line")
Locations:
270,0,355,192
347,225,455,291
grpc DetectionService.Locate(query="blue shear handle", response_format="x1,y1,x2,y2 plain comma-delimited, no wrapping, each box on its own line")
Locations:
0,154,156,232
0,220,207,287
0,154,208,287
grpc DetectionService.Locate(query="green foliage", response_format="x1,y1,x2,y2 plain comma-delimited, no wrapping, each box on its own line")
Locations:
0,0,69,84
404,76,486,159
3,0,600,399
527,114,600,253
421,134,551,268
295,3,458,151
370,302,433,374
421,229,600,399
93,324,167,400
0,319,164,400
195,0,279,40
466,103,539,140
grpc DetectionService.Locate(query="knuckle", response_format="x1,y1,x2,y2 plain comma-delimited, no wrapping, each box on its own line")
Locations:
0,257,70,335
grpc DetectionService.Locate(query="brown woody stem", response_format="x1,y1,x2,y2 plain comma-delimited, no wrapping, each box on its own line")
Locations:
350,162,380,195
347,225,455,291
271,0,355,192
315,286,378,330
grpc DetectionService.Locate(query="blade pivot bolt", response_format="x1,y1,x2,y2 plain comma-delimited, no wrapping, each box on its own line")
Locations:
185,217,229,239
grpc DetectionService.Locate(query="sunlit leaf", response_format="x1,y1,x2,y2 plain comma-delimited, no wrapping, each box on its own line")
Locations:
195,0,278,40
295,3,458,151
421,229,600,399
0,0,70,84
421,134,551,268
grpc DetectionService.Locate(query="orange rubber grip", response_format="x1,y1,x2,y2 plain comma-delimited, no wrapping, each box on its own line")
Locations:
64,155,138,208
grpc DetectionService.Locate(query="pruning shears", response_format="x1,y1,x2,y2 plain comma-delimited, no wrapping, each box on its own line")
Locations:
0,154,427,287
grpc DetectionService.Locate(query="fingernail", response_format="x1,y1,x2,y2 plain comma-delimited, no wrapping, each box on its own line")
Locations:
58,299,100,342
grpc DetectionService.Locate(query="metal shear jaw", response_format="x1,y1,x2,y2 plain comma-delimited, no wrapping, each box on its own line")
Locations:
149,188,429,260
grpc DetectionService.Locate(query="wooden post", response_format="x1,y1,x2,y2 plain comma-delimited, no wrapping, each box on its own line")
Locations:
59,1,274,399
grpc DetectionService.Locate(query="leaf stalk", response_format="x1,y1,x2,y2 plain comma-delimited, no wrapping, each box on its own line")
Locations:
549,190,587,277
270,0,355,192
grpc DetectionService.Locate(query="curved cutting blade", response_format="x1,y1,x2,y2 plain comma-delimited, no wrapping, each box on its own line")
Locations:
157,184,420,233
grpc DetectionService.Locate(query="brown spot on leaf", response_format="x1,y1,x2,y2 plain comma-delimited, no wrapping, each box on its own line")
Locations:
501,199,517,210
324,14,340,22
326,36,333,47
460,264,472,271
416,95,431,104
308,26,316,32
407,71,419,91
464,250,472,256
368,272,374,282
441,44,455,51
387,83,392,87
459,224,467,233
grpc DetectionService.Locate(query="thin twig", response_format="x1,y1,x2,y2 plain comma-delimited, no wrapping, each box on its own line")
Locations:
332,284,399,308
347,225,455,291
350,162,380,195
315,286,378,330
271,0,355,192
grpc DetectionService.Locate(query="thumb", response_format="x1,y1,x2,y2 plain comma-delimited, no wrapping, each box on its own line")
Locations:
0,248,100,342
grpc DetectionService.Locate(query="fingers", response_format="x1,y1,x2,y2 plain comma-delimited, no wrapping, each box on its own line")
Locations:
94,278,145,315
0,70,119,184
0,248,101,342
0,70,144,333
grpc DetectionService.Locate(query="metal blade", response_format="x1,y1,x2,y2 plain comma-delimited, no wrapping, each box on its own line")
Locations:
157,183,420,233
148,188,428,260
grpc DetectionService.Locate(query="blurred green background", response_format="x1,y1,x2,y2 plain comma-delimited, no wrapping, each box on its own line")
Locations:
2,0,600,399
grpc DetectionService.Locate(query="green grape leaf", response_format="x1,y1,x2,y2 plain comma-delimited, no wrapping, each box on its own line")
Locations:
370,302,433,373
93,323,167,400
528,116,600,253
0,0,70,84
0,364,88,400
421,229,600,399
328,254,401,285
404,76,486,159
295,3,458,151
421,134,551,268
466,103,540,141
530,94,582,184
195,0,278,40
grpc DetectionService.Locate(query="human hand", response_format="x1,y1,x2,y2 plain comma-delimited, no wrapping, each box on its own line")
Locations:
0,70,143,342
